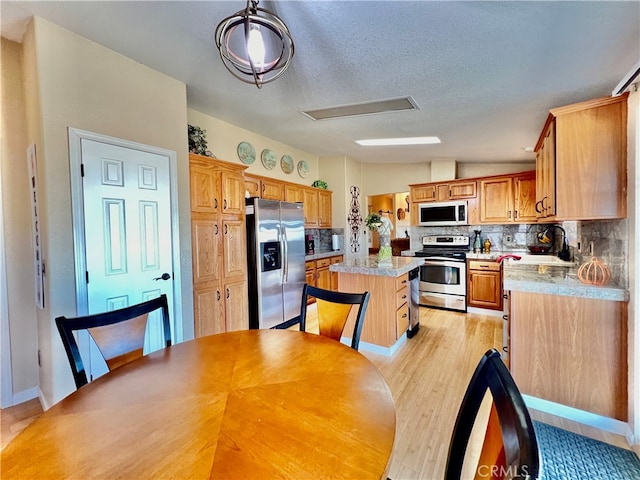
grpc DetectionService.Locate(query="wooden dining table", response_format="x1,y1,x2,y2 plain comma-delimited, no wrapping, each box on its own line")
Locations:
1,329,396,479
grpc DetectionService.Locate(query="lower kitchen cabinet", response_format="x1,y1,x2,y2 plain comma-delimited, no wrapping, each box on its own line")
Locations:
467,260,503,310
509,291,627,421
306,255,343,303
330,255,343,291
338,270,411,348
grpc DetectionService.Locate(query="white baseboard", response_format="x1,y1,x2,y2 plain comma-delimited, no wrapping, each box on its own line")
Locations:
4,386,39,408
523,394,633,444
467,306,504,317
345,333,407,357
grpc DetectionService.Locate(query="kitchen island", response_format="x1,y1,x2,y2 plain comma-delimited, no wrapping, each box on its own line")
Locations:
330,255,424,355
503,262,629,430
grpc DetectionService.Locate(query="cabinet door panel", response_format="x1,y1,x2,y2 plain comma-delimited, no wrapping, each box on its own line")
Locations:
261,179,285,201
225,280,249,331
284,184,303,203
192,219,220,284
317,267,331,291
222,218,247,280
194,285,224,337
480,177,513,223
221,171,245,215
514,175,537,222
318,190,332,227
190,165,218,213
244,175,261,198
303,188,319,226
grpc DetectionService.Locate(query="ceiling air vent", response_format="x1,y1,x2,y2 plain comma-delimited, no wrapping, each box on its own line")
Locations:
300,96,419,121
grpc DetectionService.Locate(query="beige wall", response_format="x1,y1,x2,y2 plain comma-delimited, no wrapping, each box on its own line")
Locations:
18,17,191,407
187,109,319,186
363,163,431,196
1,38,39,398
458,162,535,178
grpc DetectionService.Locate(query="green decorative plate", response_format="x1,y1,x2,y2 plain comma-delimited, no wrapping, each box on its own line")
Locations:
237,142,256,165
281,155,294,174
261,149,277,170
297,160,310,178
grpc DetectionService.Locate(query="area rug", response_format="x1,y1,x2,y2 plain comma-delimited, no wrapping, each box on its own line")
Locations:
534,421,640,479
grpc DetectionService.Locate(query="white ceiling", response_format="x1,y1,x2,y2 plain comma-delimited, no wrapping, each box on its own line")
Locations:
2,1,639,165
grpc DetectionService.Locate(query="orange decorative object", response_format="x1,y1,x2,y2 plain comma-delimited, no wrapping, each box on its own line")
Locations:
577,257,611,286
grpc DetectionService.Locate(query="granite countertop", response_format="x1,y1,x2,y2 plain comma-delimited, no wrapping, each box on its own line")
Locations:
305,250,344,261
503,263,629,302
330,255,424,277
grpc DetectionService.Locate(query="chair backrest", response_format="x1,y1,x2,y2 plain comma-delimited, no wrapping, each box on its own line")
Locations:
298,284,370,350
445,349,539,480
55,294,171,389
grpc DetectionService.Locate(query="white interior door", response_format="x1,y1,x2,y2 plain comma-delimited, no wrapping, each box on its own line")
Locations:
79,138,175,380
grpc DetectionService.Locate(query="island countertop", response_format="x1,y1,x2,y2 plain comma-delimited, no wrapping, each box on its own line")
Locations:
330,255,424,277
503,263,629,302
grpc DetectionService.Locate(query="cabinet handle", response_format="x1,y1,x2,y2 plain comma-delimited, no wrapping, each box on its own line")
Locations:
217,290,221,301
402,313,407,318
402,294,407,299
224,224,228,234
514,210,518,219
215,224,219,235
508,210,511,219
502,315,508,321
226,288,230,299
535,200,542,213
214,198,218,209
223,199,227,210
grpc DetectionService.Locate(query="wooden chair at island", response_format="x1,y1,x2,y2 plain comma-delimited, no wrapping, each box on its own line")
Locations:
55,294,172,389
444,348,540,480
297,284,370,351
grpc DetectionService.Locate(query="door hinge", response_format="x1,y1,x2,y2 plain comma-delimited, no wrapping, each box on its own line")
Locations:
80,163,85,177
86,271,89,283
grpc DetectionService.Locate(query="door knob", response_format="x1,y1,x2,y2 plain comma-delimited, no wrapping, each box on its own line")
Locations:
153,273,171,281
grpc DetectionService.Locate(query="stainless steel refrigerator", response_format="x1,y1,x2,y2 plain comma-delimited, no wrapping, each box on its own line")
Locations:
246,198,306,329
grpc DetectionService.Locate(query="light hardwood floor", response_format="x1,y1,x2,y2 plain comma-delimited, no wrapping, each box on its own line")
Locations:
1,307,634,478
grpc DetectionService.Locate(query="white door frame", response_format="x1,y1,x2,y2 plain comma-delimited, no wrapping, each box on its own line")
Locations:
68,128,183,342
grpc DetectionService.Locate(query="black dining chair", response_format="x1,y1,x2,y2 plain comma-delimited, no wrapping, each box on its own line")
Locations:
297,284,370,350
55,294,171,389
445,348,539,480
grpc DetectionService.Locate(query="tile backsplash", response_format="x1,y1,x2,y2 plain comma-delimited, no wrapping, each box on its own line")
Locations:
407,218,628,287
305,228,345,253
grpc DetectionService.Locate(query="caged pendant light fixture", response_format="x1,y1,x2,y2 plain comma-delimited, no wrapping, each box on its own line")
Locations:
215,0,294,88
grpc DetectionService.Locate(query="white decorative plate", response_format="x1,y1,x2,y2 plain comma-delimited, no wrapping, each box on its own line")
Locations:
237,142,255,165
281,155,294,174
261,149,277,170
297,160,309,178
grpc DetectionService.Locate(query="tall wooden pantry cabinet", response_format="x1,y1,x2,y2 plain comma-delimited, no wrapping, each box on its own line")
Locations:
189,154,249,337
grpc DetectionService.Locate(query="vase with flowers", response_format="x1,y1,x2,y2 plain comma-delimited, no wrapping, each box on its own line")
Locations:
365,212,393,264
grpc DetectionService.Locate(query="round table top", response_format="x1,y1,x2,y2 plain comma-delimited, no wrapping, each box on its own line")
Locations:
1,329,396,479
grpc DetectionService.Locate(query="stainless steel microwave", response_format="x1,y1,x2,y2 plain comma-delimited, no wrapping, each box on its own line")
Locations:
418,201,468,226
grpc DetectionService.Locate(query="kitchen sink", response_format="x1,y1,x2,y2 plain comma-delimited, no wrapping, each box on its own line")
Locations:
505,254,575,266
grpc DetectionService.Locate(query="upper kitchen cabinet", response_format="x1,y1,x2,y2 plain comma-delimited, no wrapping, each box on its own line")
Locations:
409,180,476,204
244,174,285,201
534,93,628,221
479,171,536,224
284,183,303,203
318,190,332,228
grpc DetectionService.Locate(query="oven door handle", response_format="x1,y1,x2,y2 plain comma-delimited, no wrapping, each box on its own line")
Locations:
422,258,465,266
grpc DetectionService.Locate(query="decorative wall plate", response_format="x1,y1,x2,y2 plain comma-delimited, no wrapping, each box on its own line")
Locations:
297,160,309,178
281,155,294,174
261,149,277,170
237,142,256,164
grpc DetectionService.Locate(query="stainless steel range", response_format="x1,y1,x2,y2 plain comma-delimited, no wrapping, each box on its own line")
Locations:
414,235,470,312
